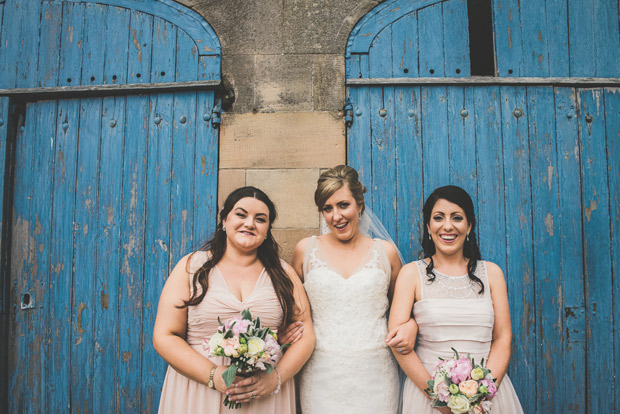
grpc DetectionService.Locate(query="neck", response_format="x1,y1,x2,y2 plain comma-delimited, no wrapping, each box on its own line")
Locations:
432,250,468,269
220,243,261,268
325,230,363,248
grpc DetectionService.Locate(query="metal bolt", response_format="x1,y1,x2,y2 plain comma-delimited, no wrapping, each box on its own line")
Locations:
180,116,186,124
379,109,387,117
513,108,523,118
154,116,161,125
566,111,574,119
460,109,468,118
0,119,4,126
585,114,593,123
62,122,69,131
109,119,116,128
19,126,25,132
203,113,211,121
355,109,362,117
408,110,415,118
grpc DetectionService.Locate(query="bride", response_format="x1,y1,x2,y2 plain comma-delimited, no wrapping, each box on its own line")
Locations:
291,165,415,414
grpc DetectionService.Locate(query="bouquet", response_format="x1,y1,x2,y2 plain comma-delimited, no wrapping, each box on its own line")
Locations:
424,348,497,414
203,309,288,408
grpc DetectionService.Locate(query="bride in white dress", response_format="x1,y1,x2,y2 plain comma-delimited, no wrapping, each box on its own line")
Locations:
292,165,415,414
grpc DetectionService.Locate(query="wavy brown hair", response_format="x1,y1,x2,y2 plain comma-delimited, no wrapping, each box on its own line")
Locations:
179,186,297,330
314,165,367,213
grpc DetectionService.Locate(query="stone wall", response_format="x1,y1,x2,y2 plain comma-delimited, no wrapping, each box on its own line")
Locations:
176,0,382,260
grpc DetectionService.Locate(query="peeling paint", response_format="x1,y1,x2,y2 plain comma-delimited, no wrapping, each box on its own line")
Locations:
544,213,554,236
107,206,114,224
100,291,109,310
547,165,554,190
584,199,598,222
75,302,87,338
122,352,132,362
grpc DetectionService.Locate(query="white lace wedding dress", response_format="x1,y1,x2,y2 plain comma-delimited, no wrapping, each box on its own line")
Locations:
299,236,400,414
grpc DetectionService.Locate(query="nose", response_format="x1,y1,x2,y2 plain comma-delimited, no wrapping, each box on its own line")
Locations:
443,219,454,231
244,216,256,228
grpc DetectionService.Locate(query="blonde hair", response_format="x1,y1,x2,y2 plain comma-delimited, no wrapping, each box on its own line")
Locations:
314,165,367,212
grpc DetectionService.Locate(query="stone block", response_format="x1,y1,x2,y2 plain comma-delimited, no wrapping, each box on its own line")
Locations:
218,169,246,209
254,54,314,112
220,112,345,169
313,54,346,111
222,54,256,113
272,228,318,264
246,169,320,229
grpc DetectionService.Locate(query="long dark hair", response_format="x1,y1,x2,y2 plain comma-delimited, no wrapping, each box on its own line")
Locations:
421,185,484,294
180,186,297,330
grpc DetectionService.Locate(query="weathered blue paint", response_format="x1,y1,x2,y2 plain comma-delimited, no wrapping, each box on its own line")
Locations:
347,1,620,412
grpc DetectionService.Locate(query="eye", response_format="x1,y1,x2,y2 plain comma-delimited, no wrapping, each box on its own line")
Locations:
323,206,332,212
453,215,464,222
236,212,246,218
338,202,350,209
256,217,267,223
433,215,443,221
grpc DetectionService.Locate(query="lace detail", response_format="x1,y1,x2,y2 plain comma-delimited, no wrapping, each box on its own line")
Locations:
300,237,399,414
416,260,488,300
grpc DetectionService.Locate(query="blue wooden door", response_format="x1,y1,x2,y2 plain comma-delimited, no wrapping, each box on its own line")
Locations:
1,1,221,413
346,0,620,412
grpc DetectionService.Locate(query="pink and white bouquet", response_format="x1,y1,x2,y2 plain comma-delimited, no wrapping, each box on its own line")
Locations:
203,309,288,408
425,348,497,414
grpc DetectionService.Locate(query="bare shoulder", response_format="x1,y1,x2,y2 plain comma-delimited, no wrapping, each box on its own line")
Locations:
379,239,398,256
398,260,422,283
293,236,313,255
483,261,506,289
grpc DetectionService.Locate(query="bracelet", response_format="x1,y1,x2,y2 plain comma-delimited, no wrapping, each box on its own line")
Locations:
208,367,217,390
271,367,281,395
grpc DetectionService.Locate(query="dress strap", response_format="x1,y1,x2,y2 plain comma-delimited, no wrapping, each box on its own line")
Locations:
373,239,392,279
415,260,428,300
475,261,491,299
302,236,319,276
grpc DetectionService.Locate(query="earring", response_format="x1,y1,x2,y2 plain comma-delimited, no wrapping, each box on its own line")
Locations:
428,234,431,240
466,233,469,241
222,226,226,232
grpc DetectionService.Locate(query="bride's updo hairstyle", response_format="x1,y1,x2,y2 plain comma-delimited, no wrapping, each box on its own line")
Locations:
421,185,484,294
180,186,296,330
315,165,367,213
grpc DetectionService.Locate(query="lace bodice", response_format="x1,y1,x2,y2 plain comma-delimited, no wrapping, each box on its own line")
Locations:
416,260,490,300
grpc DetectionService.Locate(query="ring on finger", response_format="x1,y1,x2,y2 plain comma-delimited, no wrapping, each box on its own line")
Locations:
250,391,255,400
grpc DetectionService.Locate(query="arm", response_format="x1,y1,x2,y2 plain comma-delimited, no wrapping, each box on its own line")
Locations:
484,261,512,385
227,263,316,403
382,240,403,302
152,254,228,392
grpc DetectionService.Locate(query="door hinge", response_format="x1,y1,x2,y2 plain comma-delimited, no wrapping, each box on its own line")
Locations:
211,102,222,128
344,97,353,128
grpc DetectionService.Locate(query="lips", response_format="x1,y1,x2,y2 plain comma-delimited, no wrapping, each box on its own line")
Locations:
439,234,457,242
334,222,349,231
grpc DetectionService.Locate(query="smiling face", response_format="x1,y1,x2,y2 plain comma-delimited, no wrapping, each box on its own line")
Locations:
427,198,472,256
321,184,363,242
222,197,270,253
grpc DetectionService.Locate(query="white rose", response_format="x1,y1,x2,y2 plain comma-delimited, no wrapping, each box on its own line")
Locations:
448,394,471,414
208,333,224,352
433,374,446,392
247,337,266,355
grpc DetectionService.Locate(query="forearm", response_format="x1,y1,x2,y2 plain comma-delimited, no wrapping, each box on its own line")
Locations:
275,327,315,383
485,336,511,384
392,350,432,396
153,332,215,384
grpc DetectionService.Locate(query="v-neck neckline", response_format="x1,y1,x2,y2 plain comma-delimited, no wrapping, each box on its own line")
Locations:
215,265,266,303
315,237,378,280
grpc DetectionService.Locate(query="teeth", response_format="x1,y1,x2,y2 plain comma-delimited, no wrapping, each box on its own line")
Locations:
440,235,456,240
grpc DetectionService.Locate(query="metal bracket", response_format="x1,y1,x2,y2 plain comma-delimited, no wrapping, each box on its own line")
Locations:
211,101,222,128
344,97,353,128
21,292,35,310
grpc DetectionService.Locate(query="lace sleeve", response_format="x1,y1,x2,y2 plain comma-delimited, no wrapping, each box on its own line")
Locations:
302,236,318,276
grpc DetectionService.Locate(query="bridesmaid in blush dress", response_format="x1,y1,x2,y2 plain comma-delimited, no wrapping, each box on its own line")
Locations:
389,185,523,414
153,186,315,413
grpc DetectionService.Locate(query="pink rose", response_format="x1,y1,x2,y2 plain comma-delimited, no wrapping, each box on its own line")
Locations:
471,405,484,414
435,380,450,403
226,318,251,335
451,358,473,383
459,379,479,397
480,400,493,412
479,379,497,398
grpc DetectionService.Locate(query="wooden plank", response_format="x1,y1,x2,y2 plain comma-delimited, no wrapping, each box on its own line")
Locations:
390,11,419,78
447,86,476,196
92,96,125,413
519,0,549,76
368,24,393,78
418,3,444,77
491,0,522,76
346,77,620,86
499,85,536,411
0,95,8,414
604,88,620,409
0,97,8,266
394,86,423,261
8,102,37,413
151,17,177,83
578,88,614,412
81,3,107,86
473,86,505,268
38,1,62,87
58,1,85,87
71,96,102,414
346,54,362,80
198,55,220,82
526,86,562,412
117,94,149,413
567,0,594,76
545,0,570,76
103,5,130,84
370,86,397,238
193,90,218,247
141,92,173,413
554,87,585,412
442,0,470,77
421,86,449,194
347,86,373,201
127,9,154,84
364,87,383,214
47,97,80,413
593,0,620,76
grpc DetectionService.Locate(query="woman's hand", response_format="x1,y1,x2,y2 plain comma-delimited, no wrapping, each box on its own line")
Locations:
225,370,279,404
438,407,451,414
212,365,230,393
278,321,304,345
385,318,418,355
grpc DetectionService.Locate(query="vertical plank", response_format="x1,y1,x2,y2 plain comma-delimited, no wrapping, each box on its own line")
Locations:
81,3,107,86
368,25,393,78
117,94,149,413
92,96,125,413
499,86,536,411
526,86,562,413
554,87,585,412
578,88,614,413
394,86,423,261
8,102,37,414
347,86,372,190
473,86,505,269
390,12,418,78
421,86,449,194
103,6,130,84
567,0,595,76
0,97,8,260
545,0,570,76
58,2,85,87
347,54,362,80
370,86,397,238
151,18,177,83
447,86,476,197
442,0,470,77
198,55,220,82
519,0,549,76
418,3,444,77
71,96,102,414
48,98,80,413
491,0,522,76
38,1,62,87
0,96,7,414
593,0,620,76
193,91,218,247
604,88,620,409
127,9,154,84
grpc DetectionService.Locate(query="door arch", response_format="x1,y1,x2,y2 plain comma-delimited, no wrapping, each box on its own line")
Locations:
345,0,620,412
0,1,221,412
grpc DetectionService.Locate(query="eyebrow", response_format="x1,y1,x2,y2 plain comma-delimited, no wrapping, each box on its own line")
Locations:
234,207,267,217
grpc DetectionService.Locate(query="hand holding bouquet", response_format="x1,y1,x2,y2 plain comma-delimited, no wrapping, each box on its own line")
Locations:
203,309,288,408
424,348,497,414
